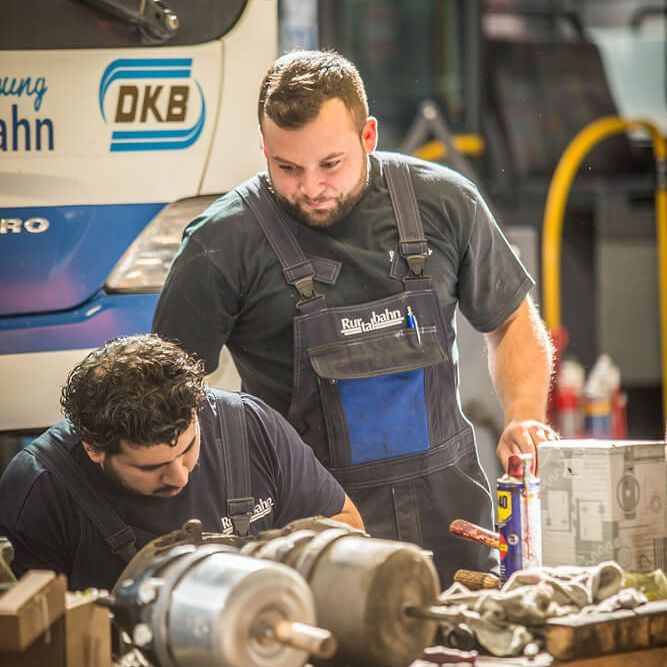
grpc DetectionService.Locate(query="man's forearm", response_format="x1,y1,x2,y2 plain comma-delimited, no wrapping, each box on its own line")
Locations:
484,296,557,469
331,495,365,530
485,297,553,422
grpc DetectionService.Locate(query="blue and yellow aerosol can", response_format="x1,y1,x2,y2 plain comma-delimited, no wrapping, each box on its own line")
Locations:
497,453,542,582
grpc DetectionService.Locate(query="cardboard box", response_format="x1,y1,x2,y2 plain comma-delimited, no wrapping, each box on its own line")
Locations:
540,440,667,570
65,592,111,667
0,570,67,651
1,616,66,667
0,573,112,667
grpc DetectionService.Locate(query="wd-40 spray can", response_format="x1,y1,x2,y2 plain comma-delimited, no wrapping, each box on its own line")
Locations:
496,453,541,582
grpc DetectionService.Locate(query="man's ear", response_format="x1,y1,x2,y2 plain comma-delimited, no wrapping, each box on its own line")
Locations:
82,441,104,465
362,116,378,153
258,125,268,157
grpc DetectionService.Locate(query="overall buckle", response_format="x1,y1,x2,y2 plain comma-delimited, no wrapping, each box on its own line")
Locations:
406,254,426,277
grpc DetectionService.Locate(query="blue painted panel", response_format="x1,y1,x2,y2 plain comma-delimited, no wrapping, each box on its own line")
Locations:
0,291,159,354
338,369,431,465
0,203,164,316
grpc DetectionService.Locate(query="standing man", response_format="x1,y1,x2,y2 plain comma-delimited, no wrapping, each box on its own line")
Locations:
153,50,556,584
0,334,361,590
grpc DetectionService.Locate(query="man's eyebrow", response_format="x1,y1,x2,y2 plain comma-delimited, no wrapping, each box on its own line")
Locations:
272,151,345,166
271,154,300,166
132,434,197,470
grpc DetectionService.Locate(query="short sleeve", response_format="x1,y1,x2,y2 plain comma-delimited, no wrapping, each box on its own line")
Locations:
152,228,236,372
153,190,259,373
457,190,534,332
0,453,72,579
243,397,346,524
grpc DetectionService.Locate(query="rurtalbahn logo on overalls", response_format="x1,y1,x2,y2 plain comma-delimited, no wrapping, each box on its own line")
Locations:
220,497,275,535
98,58,206,152
339,307,403,336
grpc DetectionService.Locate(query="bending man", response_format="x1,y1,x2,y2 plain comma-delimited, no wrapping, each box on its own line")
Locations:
0,334,362,590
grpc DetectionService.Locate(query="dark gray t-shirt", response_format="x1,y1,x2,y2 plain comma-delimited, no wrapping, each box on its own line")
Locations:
153,152,533,416
0,391,344,591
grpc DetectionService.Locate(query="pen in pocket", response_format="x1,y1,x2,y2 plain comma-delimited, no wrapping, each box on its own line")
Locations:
406,306,422,346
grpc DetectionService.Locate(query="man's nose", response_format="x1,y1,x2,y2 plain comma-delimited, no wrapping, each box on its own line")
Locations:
299,170,325,199
162,459,188,487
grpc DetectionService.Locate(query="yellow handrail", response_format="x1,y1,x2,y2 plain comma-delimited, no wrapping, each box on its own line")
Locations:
413,135,486,161
542,116,667,422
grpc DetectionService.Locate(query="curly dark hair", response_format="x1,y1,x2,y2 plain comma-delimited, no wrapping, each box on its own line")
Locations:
258,50,369,132
61,334,206,454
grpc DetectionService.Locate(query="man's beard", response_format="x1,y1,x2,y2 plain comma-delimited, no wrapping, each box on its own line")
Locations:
270,159,369,229
101,457,190,498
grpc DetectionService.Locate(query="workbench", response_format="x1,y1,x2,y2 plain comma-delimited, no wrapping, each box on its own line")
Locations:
412,645,667,667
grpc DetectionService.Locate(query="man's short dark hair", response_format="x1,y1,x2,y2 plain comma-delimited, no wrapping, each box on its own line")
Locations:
258,49,369,132
61,334,206,454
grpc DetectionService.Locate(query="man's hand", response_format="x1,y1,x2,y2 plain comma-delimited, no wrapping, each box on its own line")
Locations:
496,419,559,473
331,495,365,530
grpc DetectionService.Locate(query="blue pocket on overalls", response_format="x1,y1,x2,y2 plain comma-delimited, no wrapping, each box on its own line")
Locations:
309,328,447,465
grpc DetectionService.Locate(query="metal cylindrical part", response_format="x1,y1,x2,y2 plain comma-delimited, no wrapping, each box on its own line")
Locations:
297,533,440,667
158,551,317,667
404,605,460,623
245,530,318,569
270,620,336,659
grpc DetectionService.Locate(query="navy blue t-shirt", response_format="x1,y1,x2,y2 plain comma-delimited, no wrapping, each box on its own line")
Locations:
0,390,345,591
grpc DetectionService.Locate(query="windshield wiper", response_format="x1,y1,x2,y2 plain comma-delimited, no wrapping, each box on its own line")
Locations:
80,0,179,43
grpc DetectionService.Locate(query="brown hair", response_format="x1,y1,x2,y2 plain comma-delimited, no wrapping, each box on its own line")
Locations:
258,50,369,132
61,334,206,454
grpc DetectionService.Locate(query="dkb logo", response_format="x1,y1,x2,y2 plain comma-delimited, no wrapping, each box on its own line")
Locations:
98,58,206,152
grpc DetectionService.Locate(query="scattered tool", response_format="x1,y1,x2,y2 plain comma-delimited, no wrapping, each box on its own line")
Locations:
449,519,500,551
453,569,501,590
421,645,478,665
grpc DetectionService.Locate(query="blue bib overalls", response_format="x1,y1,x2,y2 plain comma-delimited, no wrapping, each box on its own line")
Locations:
238,156,498,584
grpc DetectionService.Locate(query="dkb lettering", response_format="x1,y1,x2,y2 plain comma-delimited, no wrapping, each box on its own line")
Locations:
115,85,190,123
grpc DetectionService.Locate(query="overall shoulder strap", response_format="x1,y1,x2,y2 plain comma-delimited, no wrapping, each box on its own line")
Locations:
236,176,326,313
214,390,255,537
25,437,137,564
383,158,431,282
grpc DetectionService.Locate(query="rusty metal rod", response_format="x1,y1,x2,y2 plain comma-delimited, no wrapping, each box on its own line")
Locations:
449,519,500,550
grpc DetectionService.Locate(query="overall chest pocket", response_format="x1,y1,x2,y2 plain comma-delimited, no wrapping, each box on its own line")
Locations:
308,327,447,466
